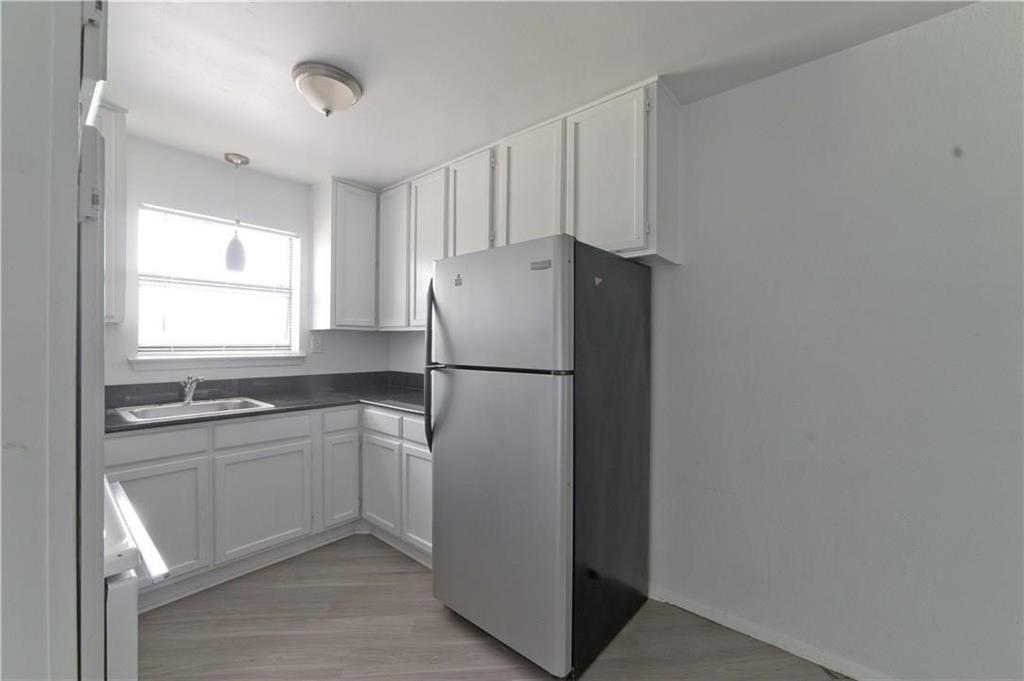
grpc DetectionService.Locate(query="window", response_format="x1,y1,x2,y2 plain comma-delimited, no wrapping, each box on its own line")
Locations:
137,206,299,356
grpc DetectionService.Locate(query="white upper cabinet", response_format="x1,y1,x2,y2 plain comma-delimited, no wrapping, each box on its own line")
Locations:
448,148,495,256
379,183,410,329
566,88,647,253
497,119,564,246
312,179,378,330
409,168,447,327
94,102,127,324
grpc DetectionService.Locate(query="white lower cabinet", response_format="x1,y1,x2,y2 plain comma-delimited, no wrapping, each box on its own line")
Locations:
105,404,431,603
361,433,402,535
107,454,212,579
214,441,313,563
323,431,360,528
402,443,433,553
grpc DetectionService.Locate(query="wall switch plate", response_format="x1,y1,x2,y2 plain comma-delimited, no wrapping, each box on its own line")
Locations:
311,333,324,354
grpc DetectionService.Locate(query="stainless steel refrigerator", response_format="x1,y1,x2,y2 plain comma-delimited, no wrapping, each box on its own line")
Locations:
426,234,651,678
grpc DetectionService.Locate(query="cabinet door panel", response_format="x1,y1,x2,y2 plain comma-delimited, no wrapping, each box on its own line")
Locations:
499,120,564,245
410,169,447,327
402,443,433,554
95,103,127,324
449,149,494,256
379,183,410,329
214,441,312,562
323,432,360,528
566,89,646,252
334,181,378,327
363,408,402,437
107,455,211,579
361,433,401,535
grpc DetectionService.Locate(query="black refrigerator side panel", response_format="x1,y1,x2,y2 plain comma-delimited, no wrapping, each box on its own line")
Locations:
571,241,651,676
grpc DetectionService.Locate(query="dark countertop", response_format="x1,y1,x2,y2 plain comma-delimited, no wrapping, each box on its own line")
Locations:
105,372,424,434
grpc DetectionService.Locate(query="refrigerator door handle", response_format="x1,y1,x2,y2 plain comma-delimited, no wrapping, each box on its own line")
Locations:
424,278,441,450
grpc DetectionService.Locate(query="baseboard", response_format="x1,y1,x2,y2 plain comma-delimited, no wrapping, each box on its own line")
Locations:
359,525,432,569
648,585,893,681
139,523,360,612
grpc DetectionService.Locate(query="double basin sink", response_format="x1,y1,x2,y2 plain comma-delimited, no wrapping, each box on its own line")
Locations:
116,397,275,424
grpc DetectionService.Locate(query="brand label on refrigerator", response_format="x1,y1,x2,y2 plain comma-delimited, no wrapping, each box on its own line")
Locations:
530,260,552,271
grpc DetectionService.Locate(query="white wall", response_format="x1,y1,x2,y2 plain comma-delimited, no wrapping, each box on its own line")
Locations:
105,136,389,384
1,2,81,677
388,331,424,373
649,4,1022,680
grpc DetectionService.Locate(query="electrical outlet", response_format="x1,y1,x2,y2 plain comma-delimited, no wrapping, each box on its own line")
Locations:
311,333,324,354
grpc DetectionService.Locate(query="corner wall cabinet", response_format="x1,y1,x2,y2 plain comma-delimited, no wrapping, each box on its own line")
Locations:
312,179,378,329
104,403,432,611
378,184,411,329
94,102,127,323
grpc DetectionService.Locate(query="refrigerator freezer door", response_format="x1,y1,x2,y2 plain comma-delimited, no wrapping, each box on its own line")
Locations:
432,235,573,371
432,368,573,677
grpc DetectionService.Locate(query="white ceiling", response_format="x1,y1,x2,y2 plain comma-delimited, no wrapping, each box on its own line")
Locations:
107,2,963,188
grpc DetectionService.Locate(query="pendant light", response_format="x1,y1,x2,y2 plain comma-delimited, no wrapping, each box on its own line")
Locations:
224,152,249,272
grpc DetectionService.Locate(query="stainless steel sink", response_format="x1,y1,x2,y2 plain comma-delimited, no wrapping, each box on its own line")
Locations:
116,397,275,423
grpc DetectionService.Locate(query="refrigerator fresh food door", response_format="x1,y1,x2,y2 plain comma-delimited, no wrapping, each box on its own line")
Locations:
432,234,573,371
432,367,573,677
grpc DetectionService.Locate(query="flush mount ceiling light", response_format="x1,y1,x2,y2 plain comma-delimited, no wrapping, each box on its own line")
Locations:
291,61,362,117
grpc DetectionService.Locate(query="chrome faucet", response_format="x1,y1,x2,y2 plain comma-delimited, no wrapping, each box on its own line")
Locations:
181,375,205,404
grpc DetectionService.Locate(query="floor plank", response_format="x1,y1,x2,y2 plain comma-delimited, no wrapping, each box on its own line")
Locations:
140,534,835,680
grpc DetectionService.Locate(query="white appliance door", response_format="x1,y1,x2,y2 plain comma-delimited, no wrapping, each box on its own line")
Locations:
105,571,138,681
432,368,573,677
432,234,573,371
79,124,108,680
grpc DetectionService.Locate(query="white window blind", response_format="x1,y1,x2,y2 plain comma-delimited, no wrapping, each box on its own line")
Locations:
137,206,299,355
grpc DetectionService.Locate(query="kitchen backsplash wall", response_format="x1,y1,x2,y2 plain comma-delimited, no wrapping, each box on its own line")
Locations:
106,370,423,408
387,331,425,373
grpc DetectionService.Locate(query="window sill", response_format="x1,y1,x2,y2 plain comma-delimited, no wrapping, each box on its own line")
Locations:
128,353,308,371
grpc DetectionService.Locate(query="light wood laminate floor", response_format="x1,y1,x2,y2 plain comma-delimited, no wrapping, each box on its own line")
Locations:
140,535,843,680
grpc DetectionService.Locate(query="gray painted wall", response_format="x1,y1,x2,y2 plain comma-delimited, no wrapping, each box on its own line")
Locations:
649,4,1022,679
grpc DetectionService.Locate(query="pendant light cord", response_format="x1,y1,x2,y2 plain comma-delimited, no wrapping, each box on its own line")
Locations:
233,161,240,229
